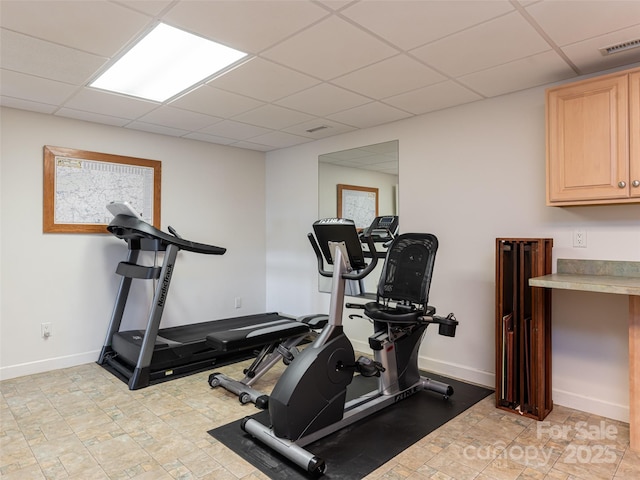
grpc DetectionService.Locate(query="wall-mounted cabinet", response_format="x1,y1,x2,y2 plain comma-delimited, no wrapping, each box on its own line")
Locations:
546,67,640,206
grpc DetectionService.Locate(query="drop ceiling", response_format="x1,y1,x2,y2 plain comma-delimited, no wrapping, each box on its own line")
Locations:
1,0,640,153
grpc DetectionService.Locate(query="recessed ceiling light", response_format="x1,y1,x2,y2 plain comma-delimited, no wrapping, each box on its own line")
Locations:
90,23,248,102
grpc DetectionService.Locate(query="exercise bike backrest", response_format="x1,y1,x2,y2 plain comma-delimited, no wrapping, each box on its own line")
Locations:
308,218,378,280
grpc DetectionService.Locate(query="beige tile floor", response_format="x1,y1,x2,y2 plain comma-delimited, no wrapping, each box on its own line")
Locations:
1,359,639,480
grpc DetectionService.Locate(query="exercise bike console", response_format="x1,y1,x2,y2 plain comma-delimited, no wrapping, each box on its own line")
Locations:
308,218,378,279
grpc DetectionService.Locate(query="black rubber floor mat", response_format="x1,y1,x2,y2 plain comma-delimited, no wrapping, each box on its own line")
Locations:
208,372,493,479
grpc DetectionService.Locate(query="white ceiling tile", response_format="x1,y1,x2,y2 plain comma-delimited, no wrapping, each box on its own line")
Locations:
360,141,399,156
341,0,514,50
275,83,371,117
182,131,237,145
199,120,272,141
282,119,358,139
0,0,152,57
163,0,329,54
125,121,188,137
55,107,131,127
562,25,640,74
114,0,173,16
170,85,265,118
262,16,398,80
228,140,273,152
63,88,158,119
320,141,397,174
458,51,577,97
208,58,321,102
383,81,482,115
232,104,316,130
411,11,551,77
327,102,412,128
0,70,78,105
0,96,57,114
323,147,381,162
332,55,446,99
525,0,640,47
247,131,313,149
315,1,354,11
1,29,108,85
2,0,640,154
360,160,397,175
137,106,222,131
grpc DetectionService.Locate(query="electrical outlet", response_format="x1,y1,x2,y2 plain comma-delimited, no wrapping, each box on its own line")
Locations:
41,322,52,338
234,297,242,309
573,229,587,248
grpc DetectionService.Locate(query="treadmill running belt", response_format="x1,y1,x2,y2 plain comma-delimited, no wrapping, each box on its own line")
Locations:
106,312,300,387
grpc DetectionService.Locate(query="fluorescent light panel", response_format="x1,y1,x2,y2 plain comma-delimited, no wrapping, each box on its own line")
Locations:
91,23,247,102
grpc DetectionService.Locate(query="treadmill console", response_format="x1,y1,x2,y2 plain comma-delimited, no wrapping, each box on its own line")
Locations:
107,201,143,220
360,215,399,242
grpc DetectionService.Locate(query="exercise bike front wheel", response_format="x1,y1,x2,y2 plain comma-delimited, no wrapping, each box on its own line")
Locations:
241,417,327,475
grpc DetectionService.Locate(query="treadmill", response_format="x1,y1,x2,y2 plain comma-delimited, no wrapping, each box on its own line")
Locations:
346,215,399,297
98,207,319,390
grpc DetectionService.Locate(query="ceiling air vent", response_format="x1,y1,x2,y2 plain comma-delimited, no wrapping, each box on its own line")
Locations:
599,38,640,56
305,125,329,133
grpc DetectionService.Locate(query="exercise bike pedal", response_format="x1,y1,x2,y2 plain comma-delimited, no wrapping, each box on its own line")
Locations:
355,356,385,377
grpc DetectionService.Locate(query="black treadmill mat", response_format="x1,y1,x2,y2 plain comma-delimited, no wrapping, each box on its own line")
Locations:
208,372,493,479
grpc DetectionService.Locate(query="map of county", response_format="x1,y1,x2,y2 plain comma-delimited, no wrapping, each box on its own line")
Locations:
54,157,154,224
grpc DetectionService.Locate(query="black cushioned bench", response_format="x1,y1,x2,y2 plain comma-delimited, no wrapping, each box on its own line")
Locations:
206,316,314,352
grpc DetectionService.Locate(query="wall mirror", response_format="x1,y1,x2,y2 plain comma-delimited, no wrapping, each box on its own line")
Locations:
318,140,399,297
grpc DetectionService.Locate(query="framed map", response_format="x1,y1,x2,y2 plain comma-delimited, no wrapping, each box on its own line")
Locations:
337,184,378,230
43,146,161,233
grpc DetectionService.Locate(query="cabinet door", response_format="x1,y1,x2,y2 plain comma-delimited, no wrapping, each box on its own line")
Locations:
631,71,640,198
547,73,629,204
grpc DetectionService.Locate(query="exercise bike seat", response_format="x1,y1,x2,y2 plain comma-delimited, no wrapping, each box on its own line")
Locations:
364,233,438,324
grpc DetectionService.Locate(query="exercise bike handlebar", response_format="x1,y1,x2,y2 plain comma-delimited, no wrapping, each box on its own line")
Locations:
307,231,379,280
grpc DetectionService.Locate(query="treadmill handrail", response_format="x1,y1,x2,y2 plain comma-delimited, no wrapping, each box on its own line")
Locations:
107,215,226,255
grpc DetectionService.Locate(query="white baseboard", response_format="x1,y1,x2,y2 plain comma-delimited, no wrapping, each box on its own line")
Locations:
350,339,496,389
0,350,99,381
1,347,630,424
417,354,495,388
553,388,629,423
351,342,630,423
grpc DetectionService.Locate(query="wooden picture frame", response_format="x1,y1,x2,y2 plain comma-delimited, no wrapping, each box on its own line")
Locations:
337,184,378,230
43,145,161,233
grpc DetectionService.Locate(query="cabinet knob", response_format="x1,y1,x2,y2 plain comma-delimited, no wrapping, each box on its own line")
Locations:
618,181,627,188
633,180,640,188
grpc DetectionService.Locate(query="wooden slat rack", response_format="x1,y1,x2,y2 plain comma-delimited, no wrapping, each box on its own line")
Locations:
496,238,553,421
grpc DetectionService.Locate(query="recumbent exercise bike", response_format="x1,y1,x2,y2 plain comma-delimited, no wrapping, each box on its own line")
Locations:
241,218,459,475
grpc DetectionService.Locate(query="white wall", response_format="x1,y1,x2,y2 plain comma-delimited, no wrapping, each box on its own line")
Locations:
2,66,639,425
265,82,640,423
0,107,268,379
